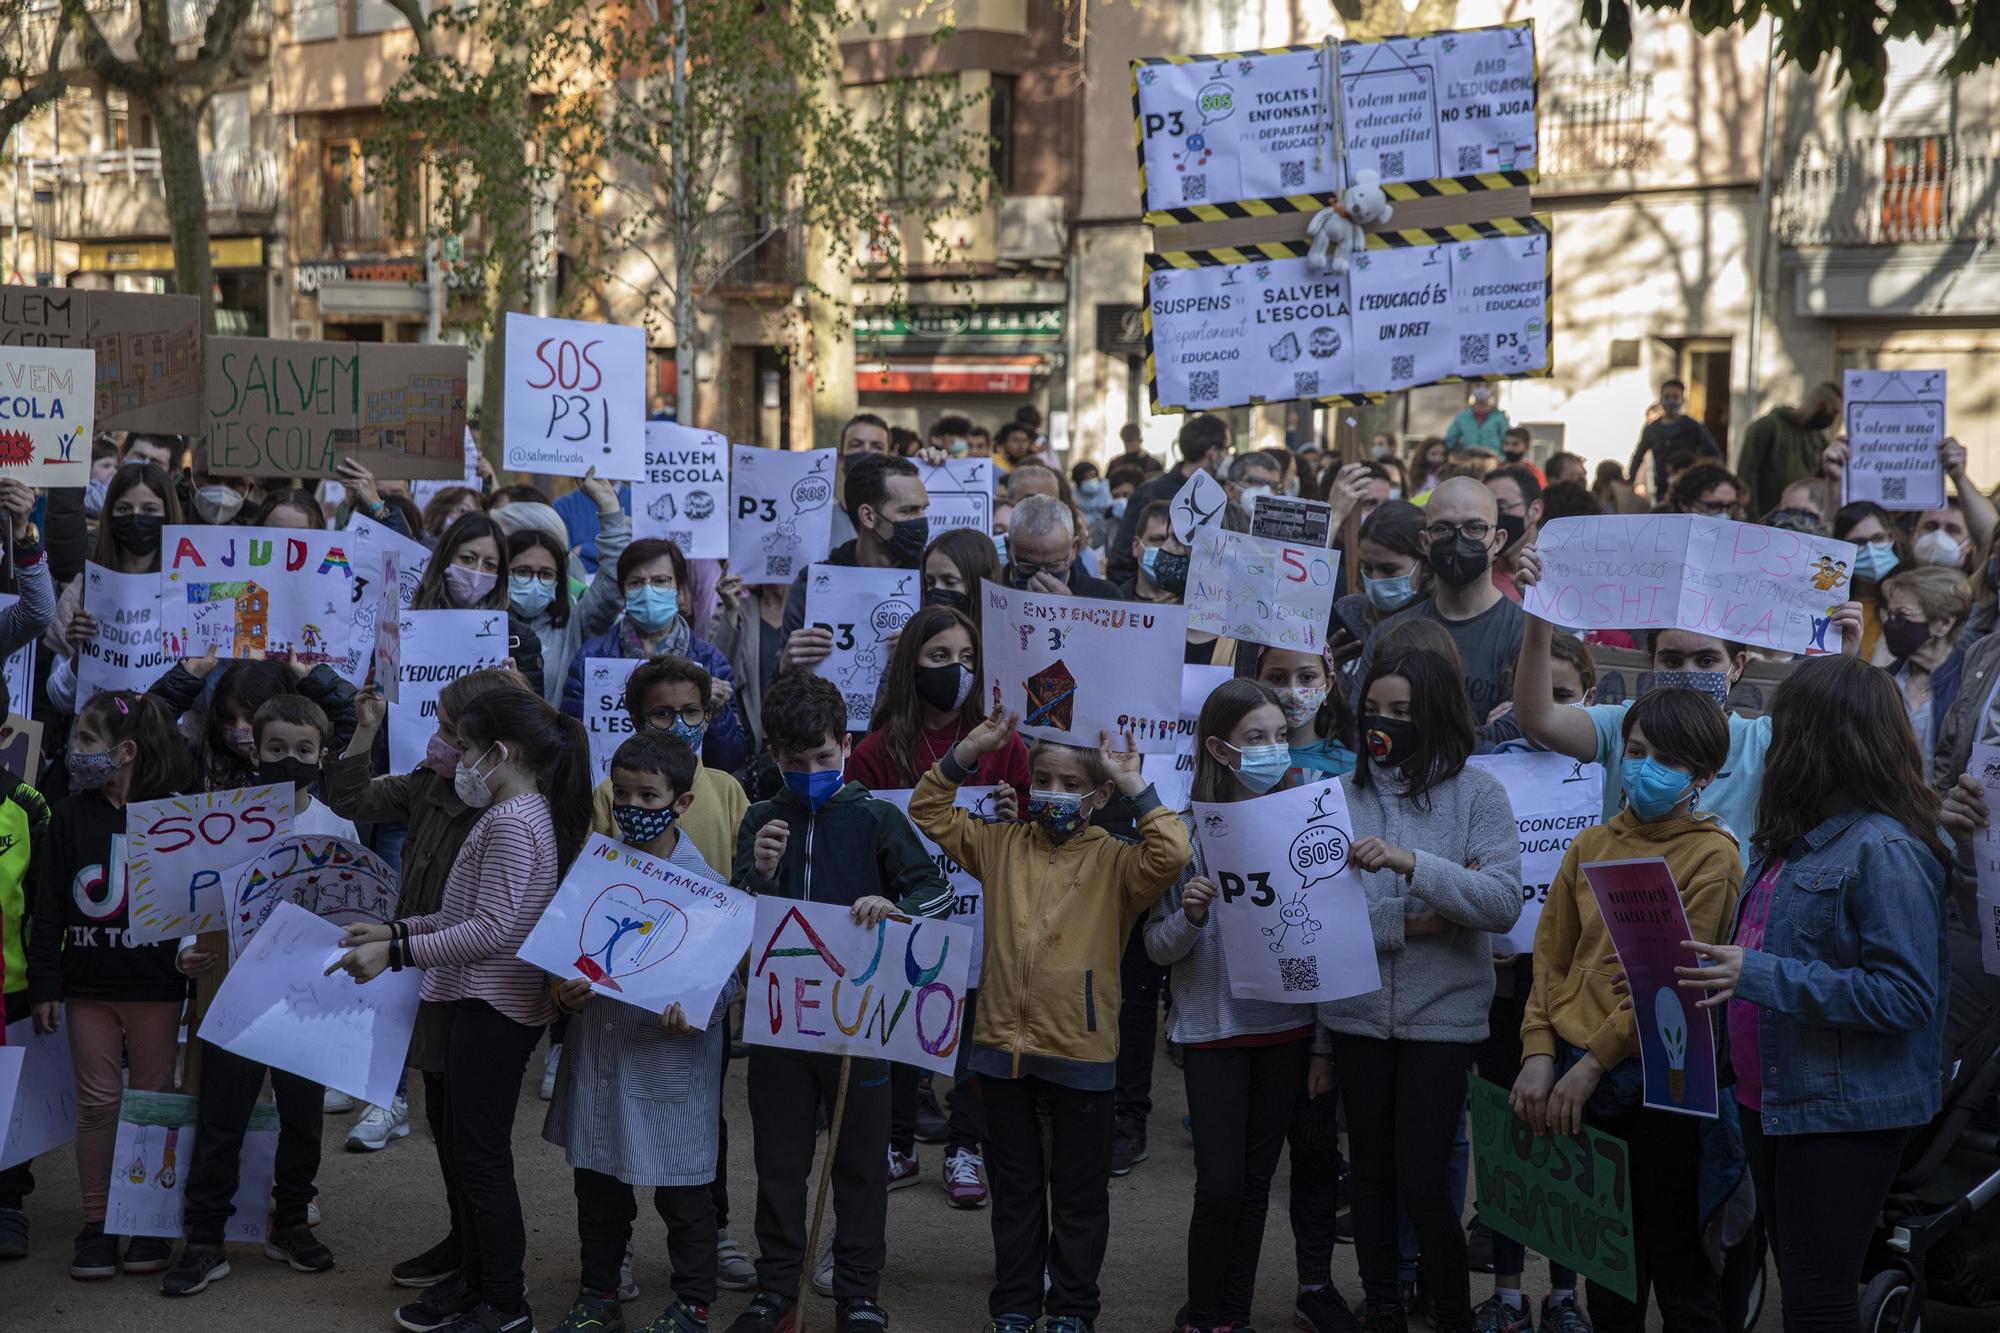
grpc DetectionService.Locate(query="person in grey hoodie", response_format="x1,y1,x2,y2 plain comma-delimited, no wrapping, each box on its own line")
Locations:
1310,646,1522,1333
496,473,630,704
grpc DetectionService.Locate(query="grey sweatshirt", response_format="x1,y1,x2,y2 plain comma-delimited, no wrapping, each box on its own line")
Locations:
1313,766,1523,1045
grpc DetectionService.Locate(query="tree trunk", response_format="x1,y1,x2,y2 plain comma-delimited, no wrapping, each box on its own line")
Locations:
806,246,853,451
478,258,525,466
155,96,215,332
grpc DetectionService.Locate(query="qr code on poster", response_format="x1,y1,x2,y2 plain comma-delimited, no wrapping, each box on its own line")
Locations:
1184,174,1207,201
766,556,792,579
1379,151,1405,179
1460,333,1490,366
1188,370,1220,402
1882,476,1907,501
1391,354,1415,381
1294,371,1320,397
1458,145,1485,173
1280,956,1321,993
1280,160,1306,189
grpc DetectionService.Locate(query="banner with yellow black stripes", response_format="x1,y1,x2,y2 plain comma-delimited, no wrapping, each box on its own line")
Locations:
1143,215,1552,414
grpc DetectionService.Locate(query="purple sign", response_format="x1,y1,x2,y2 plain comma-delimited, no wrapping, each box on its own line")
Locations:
1580,857,1719,1119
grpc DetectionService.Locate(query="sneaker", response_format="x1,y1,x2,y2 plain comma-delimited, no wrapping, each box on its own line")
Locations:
835,1297,887,1333
714,1230,756,1291
159,1241,230,1295
323,1087,357,1113
447,1304,538,1332
1109,1120,1147,1177
811,1223,834,1297
1295,1285,1363,1333
1466,1217,1496,1274
553,1291,625,1332
1043,1319,1093,1333
349,1095,412,1151
121,1234,174,1274
264,1221,336,1273
70,1223,118,1281
618,1241,639,1301
397,1274,480,1331
943,1148,988,1209
542,1044,563,1101
723,1291,795,1333
1537,1295,1589,1333
638,1300,710,1333
394,1235,464,1288
912,1079,948,1144
982,1319,1036,1333
1473,1296,1532,1333
0,1205,26,1258
885,1148,919,1191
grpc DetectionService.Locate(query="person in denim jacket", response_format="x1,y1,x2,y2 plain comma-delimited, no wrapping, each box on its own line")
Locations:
1676,656,1948,1333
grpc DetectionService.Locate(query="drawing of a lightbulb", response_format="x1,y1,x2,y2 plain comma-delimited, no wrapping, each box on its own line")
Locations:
1655,986,1689,1102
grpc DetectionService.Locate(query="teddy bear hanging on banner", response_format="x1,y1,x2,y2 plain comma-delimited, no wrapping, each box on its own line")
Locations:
1305,170,1394,277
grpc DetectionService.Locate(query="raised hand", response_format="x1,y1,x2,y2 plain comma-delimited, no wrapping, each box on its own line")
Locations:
1098,727,1145,794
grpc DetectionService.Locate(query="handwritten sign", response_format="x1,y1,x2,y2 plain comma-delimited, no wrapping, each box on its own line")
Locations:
226,834,399,961
805,564,920,731
1966,742,2000,978
388,609,513,773
1251,495,1333,546
161,524,357,665
0,285,201,433
77,562,168,706
1468,1076,1637,1301
981,580,1188,754
634,422,729,559
330,513,430,687
1192,779,1380,1004
875,787,999,986
518,832,753,1020
916,455,993,539
1468,753,1605,954
1843,368,1946,511
0,1018,77,1169
583,657,643,787
729,445,835,585
1523,515,1857,657
1186,526,1337,652
106,1090,275,1244
502,312,646,479
1168,467,1228,544
1141,663,1235,811
745,896,973,1076
1338,24,1538,186
0,345,92,486
124,785,294,945
1581,858,1718,1119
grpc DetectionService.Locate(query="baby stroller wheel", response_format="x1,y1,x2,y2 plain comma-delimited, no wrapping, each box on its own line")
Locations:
1860,1268,1923,1333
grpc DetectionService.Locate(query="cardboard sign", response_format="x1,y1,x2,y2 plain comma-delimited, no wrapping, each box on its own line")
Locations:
582,657,644,786
124,785,295,945
76,562,169,706
1524,515,1857,657
160,525,358,664
1580,858,1719,1119
1168,466,1228,544
745,896,973,1077
412,427,482,513
1468,1076,1637,1301
1843,368,1946,511
981,579,1188,754
105,1090,275,1244
729,445,836,585
917,455,994,539
502,312,646,479
1338,25,1538,186
0,1018,77,1169
1141,662,1235,810
805,564,920,731
875,786,1000,987
0,346,92,485
1468,753,1605,954
387,609,513,773
518,832,754,1020
356,343,471,478
227,834,399,961
329,513,430,688
1186,526,1338,652
1192,780,1381,1004
1966,742,2000,978
0,284,201,433
1251,494,1333,545
200,901,423,1108
0,592,30,717
634,422,729,559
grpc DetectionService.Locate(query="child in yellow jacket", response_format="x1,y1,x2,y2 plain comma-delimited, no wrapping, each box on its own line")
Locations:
909,705,1189,1333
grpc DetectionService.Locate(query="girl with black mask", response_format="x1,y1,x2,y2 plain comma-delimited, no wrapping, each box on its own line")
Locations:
921,527,1003,638
48,462,180,667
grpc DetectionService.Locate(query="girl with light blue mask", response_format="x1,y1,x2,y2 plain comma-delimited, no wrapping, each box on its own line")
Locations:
1349,500,1431,626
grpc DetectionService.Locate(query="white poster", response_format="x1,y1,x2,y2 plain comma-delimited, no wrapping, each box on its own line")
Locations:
387,609,512,774
804,564,921,731
875,786,999,986
76,562,168,705
1191,780,1381,1004
916,456,993,539
200,901,423,1108
160,524,357,666
1140,663,1234,811
1168,467,1229,544
728,445,836,585
517,832,754,1021
226,834,399,961
1348,244,1456,392
1447,232,1551,377
1338,24,1537,185
1468,752,1605,953
1133,47,1335,214
124,784,295,945
981,580,1188,754
582,657,643,787
1967,743,2000,977
330,513,431,687
501,312,646,479
0,345,93,486
1149,257,1354,411
0,1018,77,1169
1843,368,1947,511
105,1090,273,1243
1186,526,1338,652
634,422,730,559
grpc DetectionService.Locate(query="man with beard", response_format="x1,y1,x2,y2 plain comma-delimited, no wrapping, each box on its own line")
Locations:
1736,381,1843,517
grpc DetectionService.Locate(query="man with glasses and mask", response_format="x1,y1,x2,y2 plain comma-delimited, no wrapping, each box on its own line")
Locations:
1003,495,1121,602
780,453,932,673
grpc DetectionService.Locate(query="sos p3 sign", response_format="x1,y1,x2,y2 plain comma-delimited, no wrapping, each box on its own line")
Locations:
503,312,646,479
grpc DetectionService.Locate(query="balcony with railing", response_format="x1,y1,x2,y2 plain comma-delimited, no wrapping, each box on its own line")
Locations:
1776,133,2000,246
22,144,279,240
696,225,803,293
1539,73,1657,179
10,0,274,68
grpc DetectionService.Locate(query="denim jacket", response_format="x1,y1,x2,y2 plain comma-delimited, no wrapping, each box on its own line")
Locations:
1731,808,1948,1136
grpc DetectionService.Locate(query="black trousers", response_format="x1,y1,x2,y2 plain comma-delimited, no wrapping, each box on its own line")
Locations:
1741,1114,1909,1332
181,1041,323,1242
421,1069,459,1253
713,1053,732,1231
0,988,35,1207
1288,1085,1344,1290
1584,1105,1723,1333
746,1047,889,1302
983,1073,1116,1323
574,1167,717,1307
1114,924,1166,1124
889,989,984,1155
1182,1039,1311,1324
441,999,544,1315
1328,1033,1476,1332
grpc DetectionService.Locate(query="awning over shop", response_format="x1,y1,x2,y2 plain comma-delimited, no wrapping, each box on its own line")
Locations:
856,354,1047,395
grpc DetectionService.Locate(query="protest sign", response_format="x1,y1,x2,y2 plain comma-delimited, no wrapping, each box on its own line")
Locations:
583,657,643,786
200,901,423,1108
745,896,973,1077
0,284,201,433
518,832,754,1020
1580,858,1718,1118
502,312,646,479
1140,662,1234,810
1468,1076,1637,1301
412,428,482,513
1966,742,2000,978
1191,780,1380,1004
356,343,471,478
388,609,513,773
1843,368,1946,511
1186,526,1337,652
0,345,92,485
981,580,1187,754
729,445,836,585
1168,467,1228,544
1523,514,1857,657
1251,495,1333,546
634,422,729,558
0,715,39,783
0,1018,77,1169
374,550,402,701
106,1090,274,1244
916,456,993,538
330,513,430,687
0,592,30,716
227,834,398,961
76,562,168,705
876,787,1000,986
160,524,357,665
805,564,920,731
1468,753,1605,953
1338,25,1538,188
124,785,294,945
1132,46,1334,216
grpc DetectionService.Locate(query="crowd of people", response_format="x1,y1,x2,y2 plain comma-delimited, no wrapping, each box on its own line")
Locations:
0,381,1991,1333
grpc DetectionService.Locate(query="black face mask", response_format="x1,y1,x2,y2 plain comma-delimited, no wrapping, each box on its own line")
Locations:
923,586,970,613
1145,547,1191,596
1802,407,1837,431
1363,714,1421,768
256,757,321,790
1496,514,1526,549
1427,533,1491,588
914,661,974,713
110,512,165,555
878,514,930,567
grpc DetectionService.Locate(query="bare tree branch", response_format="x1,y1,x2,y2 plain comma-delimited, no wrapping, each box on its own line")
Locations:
382,0,439,65
0,21,69,145
61,0,156,97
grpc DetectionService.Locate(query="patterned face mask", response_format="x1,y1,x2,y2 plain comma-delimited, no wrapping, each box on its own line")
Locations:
612,803,679,845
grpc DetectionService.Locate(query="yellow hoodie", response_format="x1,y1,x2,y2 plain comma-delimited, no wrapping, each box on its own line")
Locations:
1520,808,1743,1071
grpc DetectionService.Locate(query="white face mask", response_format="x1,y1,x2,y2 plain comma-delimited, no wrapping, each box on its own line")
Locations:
1914,529,1965,568
453,742,505,809
1240,484,1274,505
194,485,245,525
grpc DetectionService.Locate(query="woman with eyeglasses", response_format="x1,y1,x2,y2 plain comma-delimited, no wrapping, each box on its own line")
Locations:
505,470,628,703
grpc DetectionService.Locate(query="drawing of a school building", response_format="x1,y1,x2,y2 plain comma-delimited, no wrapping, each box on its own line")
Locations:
92,327,200,421
187,580,269,656
363,370,469,460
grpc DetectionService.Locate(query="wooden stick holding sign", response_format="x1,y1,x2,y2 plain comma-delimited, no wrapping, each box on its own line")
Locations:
797,1053,851,1333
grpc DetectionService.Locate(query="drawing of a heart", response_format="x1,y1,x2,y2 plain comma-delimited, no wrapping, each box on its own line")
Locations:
575,883,689,988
